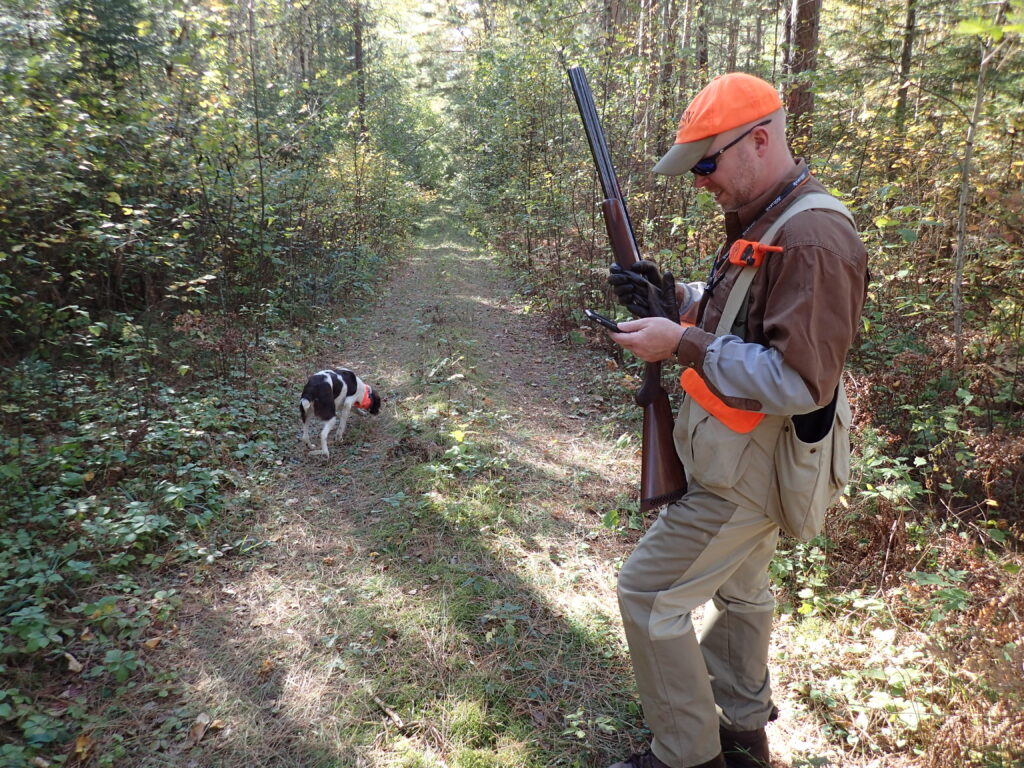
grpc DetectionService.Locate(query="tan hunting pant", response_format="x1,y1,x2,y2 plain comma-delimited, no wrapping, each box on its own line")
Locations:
617,480,779,768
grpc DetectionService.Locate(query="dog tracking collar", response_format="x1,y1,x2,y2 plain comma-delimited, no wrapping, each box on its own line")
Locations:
728,239,783,268
357,386,373,410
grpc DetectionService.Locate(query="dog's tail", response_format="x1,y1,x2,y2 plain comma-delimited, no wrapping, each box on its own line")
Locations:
299,397,312,422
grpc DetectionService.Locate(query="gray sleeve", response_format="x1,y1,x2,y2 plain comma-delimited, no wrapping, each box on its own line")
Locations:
702,334,821,415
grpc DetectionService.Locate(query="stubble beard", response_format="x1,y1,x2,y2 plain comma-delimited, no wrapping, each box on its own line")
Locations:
718,145,761,213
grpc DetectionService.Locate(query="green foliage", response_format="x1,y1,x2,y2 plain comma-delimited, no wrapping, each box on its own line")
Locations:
0,0,437,361
797,624,945,752
0,338,290,759
853,425,927,511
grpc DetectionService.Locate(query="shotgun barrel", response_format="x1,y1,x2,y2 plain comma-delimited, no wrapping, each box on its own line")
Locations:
567,65,687,512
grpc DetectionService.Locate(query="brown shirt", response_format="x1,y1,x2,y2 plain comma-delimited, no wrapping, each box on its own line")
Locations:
678,159,868,407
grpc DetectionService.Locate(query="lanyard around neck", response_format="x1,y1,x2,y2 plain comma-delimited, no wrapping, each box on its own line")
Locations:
706,167,811,294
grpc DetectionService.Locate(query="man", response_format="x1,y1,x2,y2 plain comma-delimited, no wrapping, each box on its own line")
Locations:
603,73,868,768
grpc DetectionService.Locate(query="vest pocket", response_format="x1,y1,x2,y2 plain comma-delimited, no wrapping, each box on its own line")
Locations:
685,400,754,489
772,385,851,540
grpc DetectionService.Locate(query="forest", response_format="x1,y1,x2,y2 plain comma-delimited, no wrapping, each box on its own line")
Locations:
1,0,1023,766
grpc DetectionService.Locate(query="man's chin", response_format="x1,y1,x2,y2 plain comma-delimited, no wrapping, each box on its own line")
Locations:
711,190,732,210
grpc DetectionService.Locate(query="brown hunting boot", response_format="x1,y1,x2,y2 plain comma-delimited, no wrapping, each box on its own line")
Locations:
719,726,771,768
609,750,726,768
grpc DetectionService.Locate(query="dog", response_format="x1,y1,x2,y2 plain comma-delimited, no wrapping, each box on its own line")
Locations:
299,368,381,457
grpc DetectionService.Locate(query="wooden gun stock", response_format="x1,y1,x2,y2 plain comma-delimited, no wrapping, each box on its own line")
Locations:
569,67,687,512
636,364,686,512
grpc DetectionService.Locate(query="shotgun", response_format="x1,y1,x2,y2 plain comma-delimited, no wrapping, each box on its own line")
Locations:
567,65,687,512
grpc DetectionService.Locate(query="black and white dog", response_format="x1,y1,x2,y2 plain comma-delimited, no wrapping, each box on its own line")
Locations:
299,368,381,457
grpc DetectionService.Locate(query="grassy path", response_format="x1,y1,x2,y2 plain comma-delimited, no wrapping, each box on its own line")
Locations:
146,208,915,768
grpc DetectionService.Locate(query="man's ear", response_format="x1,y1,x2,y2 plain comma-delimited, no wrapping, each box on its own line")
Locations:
752,124,771,153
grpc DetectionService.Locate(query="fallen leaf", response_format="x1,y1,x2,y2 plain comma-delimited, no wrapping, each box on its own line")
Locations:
187,713,212,746
322,556,335,565
74,732,94,760
143,637,162,650
64,652,83,673
258,658,274,677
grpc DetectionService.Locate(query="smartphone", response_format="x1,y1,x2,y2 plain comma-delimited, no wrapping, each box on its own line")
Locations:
584,308,624,333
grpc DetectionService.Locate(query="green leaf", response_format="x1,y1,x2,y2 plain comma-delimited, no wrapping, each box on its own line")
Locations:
955,20,995,36
105,192,122,205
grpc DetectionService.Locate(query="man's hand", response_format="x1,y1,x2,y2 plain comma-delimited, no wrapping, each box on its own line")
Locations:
608,260,679,320
609,317,685,363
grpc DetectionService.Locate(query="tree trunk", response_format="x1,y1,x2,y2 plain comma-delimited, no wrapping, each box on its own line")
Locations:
894,0,917,128
786,0,821,142
246,0,267,281
680,0,694,93
752,13,763,70
781,0,793,74
353,0,367,142
660,0,679,116
726,0,741,71
954,0,1009,369
479,0,494,36
695,0,709,80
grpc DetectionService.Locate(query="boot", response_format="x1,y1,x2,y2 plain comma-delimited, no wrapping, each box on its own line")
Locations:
719,726,771,768
609,749,726,768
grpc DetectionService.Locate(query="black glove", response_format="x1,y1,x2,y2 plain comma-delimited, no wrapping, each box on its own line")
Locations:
608,260,679,320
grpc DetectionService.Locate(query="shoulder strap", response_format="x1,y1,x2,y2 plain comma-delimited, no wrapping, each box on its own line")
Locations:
714,193,856,336
760,192,855,244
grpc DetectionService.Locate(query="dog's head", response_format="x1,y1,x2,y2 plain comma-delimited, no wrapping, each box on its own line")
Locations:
360,385,382,415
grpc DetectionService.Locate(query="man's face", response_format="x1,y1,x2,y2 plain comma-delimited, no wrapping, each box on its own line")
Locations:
692,132,762,212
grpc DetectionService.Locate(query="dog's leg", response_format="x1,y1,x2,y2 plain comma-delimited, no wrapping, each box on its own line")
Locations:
309,417,336,456
300,400,316,449
334,404,352,444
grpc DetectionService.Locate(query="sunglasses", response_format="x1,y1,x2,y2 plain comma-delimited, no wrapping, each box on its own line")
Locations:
690,119,772,176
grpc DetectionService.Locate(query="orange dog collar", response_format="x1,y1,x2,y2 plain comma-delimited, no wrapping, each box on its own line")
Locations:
357,385,373,410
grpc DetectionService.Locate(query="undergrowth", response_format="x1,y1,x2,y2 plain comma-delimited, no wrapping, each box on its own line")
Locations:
0,238,399,765
0,337,291,766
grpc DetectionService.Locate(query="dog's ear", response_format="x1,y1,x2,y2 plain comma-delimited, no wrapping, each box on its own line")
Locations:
369,391,381,415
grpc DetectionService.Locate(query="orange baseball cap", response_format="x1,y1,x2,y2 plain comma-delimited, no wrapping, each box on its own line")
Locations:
653,73,782,176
